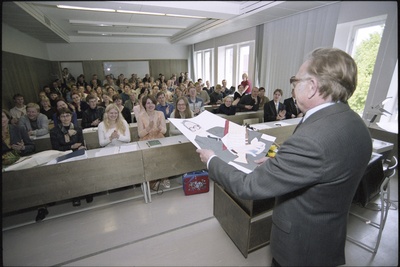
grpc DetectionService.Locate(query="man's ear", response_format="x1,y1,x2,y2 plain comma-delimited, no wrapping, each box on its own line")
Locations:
307,78,318,99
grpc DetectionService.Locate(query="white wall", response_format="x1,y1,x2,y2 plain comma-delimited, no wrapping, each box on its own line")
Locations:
194,27,256,51
2,23,49,60
46,43,190,61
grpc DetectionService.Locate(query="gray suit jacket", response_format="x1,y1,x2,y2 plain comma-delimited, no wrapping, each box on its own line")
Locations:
208,102,372,266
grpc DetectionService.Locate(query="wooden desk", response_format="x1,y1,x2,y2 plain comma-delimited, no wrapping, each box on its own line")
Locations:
2,146,145,214
32,122,171,152
217,110,264,125
137,135,206,202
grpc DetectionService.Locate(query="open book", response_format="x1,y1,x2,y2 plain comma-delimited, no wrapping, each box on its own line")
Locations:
169,111,276,173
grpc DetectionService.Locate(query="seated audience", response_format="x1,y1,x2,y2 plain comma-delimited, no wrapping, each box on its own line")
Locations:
214,96,236,116
97,104,131,147
39,96,56,121
258,87,270,110
284,88,303,119
137,95,167,141
120,84,131,104
81,95,105,129
156,92,174,119
202,80,214,95
52,98,78,127
196,82,210,105
150,85,160,97
100,94,113,108
169,97,194,136
71,92,90,119
232,84,246,106
221,79,235,97
188,86,204,116
124,91,140,112
209,84,223,105
137,95,168,190
50,107,90,207
112,94,132,123
18,103,49,137
48,90,60,108
9,93,27,125
50,108,85,152
263,88,286,122
236,87,260,112
172,87,183,105
2,109,35,163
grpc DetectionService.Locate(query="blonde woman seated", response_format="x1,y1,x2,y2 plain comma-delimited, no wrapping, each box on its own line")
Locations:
137,95,168,190
169,96,194,136
97,104,131,147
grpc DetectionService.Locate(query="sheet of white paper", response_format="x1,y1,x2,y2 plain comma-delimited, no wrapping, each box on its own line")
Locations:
94,147,119,157
119,144,138,153
168,111,276,173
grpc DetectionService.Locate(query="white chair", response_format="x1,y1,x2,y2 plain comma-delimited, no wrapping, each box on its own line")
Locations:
347,155,398,253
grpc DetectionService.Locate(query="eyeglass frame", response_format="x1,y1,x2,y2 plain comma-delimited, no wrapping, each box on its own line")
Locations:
290,76,312,87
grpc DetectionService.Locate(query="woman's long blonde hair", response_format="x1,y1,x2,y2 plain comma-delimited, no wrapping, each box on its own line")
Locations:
103,103,127,133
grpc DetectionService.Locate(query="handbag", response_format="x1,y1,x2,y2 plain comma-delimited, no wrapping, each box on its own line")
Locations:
182,170,209,196
2,150,21,166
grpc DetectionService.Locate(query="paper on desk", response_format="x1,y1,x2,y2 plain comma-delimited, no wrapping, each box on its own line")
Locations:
251,124,272,130
4,150,70,171
94,146,119,157
119,143,138,153
82,127,98,133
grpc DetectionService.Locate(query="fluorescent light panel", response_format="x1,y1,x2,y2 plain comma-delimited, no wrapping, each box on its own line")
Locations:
78,31,172,37
69,20,185,29
57,5,207,19
57,5,114,12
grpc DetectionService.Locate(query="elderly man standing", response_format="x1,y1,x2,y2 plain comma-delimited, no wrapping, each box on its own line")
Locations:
197,48,372,266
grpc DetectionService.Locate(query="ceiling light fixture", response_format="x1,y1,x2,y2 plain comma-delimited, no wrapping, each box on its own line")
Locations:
78,31,172,37
69,20,185,29
166,14,207,19
57,5,207,19
116,10,164,16
57,5,115,12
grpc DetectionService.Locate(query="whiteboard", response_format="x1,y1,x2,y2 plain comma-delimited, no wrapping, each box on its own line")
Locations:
103,61,149,79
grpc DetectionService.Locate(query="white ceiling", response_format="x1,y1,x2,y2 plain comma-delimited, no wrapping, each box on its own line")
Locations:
2,1,337,45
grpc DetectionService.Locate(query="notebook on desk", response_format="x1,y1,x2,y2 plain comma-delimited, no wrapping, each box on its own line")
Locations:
55,149,87,163
146,140,162,147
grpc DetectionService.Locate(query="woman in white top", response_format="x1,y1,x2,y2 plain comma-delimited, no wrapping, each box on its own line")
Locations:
169,96,194,136
97,103,131,147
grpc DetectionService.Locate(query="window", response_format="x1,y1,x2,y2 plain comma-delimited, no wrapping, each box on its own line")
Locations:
194,49,213,85
348,22,385,116
217,41,254,89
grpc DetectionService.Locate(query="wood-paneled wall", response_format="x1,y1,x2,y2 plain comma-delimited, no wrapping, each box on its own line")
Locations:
1,51,188,110
149,59,188,79
2,52,59,110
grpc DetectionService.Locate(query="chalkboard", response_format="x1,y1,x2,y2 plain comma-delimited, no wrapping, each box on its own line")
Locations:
103,61,150,80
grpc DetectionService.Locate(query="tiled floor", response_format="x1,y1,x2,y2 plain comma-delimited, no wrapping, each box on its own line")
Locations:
2,174,398,266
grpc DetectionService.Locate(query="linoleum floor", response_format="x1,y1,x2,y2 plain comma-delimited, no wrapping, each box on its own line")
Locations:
2,174,398,266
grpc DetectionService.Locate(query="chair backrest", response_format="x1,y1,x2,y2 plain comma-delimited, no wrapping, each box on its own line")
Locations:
383,156,398,179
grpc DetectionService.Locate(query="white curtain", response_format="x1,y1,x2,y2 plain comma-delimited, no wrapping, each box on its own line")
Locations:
188,44,196,81
253,24,264,88
259,3,341,99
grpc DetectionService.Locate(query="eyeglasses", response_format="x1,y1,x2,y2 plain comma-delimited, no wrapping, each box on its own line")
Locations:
60,114,71,118
290,76,312,87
